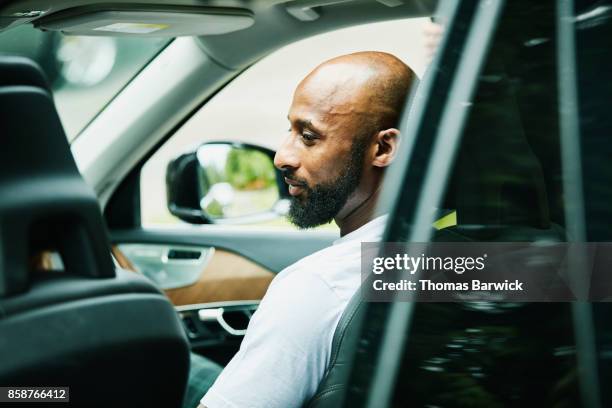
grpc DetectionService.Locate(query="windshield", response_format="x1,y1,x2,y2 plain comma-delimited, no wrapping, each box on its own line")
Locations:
0,25,170,141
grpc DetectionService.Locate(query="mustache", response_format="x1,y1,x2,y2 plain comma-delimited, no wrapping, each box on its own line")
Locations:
281,169,308,187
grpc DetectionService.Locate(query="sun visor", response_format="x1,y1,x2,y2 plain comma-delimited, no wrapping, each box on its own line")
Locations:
34,6,254,37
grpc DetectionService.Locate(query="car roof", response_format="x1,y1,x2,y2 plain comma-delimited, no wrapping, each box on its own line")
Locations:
1,0,435,69
196,0,436,69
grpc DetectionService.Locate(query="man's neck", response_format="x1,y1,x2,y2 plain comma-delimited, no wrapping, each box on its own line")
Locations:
335,187,381,237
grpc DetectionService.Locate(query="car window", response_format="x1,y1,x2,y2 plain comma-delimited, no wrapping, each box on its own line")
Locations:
575,0,612,242
346,0,612,406
0,25,170,141
575,0,612,405
139,18,430,229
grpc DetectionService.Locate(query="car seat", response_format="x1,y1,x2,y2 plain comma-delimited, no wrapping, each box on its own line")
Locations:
0,56,190,407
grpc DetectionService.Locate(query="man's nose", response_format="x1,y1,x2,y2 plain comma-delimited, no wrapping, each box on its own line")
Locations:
274,136,300,171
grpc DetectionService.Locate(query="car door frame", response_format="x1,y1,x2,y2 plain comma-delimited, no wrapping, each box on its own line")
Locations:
344,0,506,406
345,1,604,407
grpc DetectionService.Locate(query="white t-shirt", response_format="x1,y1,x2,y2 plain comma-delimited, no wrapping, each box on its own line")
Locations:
200,215,387,408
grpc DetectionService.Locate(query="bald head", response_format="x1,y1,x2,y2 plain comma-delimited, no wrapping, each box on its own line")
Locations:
296,51,416,139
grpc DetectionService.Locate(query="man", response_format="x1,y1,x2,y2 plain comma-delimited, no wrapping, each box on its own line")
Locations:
197,51,415,408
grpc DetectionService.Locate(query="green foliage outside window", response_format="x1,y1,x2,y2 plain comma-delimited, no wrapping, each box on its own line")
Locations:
225,148,276,190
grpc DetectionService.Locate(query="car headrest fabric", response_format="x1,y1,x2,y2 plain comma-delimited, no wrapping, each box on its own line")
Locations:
0,56,114,297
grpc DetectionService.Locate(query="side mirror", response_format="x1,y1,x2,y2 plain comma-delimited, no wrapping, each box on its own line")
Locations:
166,142,289,224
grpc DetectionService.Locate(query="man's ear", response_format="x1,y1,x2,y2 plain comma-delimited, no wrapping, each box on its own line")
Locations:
372,128,400,168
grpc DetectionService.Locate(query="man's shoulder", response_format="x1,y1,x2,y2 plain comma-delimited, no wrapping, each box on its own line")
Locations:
290,236,363,270
250,262,347,346
273,240,363,303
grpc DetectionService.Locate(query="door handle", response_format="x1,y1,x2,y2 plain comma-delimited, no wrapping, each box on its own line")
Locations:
198,308,248,336
166,249,202,261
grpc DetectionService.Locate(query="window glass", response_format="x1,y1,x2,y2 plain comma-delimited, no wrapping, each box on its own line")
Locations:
575,0,612,406
140,18,430,229
347,1,596,406
575,0,612,242
0,25,170,140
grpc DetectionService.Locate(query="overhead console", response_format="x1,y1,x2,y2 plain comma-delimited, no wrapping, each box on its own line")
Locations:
0,1,254,36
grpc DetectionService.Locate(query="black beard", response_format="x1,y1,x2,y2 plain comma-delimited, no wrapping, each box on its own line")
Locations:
286,139,368,229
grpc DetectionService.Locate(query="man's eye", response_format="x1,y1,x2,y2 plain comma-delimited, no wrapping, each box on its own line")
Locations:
301,133,317,143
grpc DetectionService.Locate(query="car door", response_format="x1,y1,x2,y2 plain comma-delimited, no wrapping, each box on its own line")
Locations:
104,17,432,363
343,0,612,407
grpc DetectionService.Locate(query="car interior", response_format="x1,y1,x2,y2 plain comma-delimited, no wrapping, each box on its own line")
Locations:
4,0,610,406
0,1,438,407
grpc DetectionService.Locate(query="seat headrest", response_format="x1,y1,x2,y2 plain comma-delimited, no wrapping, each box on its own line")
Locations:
0,56,115,297
0,55,49,89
